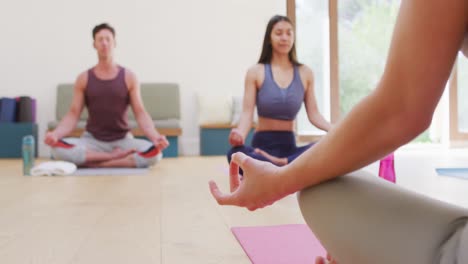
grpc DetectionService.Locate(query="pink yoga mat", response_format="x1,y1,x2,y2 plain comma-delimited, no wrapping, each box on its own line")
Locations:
231,224,326,264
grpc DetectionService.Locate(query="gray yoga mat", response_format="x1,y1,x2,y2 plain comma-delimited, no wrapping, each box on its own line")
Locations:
72,168,149,176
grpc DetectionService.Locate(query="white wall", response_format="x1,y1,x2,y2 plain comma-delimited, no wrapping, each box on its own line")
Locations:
0,0,285,157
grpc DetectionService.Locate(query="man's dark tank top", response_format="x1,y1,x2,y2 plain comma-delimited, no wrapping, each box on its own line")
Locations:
85,66,130,141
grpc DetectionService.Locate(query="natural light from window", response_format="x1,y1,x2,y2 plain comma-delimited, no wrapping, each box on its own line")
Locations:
295,0,330,136
457,53,468,132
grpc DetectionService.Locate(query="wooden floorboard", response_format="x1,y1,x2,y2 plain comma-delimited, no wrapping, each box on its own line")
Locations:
0,157,305,264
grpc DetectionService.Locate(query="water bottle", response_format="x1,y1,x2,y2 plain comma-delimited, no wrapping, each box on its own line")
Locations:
378,153,396,183
22,135,35,176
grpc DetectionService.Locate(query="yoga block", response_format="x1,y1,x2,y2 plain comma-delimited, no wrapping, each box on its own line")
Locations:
0,123,38,158
200,127,254,156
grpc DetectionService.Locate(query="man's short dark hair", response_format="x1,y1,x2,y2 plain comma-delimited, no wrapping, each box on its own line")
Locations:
92,23,115,40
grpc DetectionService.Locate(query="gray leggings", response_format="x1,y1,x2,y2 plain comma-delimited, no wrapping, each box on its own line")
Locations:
298,170,468,264
51,132,161,168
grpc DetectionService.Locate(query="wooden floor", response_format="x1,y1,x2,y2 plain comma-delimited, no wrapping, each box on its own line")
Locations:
0,157,305,264
1,149,468,263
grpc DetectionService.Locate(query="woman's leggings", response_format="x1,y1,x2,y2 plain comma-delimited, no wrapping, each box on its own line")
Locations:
226,131,313,165
298,170,468,264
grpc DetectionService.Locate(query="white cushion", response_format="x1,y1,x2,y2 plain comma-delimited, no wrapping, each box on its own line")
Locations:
197,93,232,125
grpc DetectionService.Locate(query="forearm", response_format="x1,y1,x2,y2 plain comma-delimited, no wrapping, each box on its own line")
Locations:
136,112,160,142
309,113,332,132
284,89,424,193
53,114,79,138
236,112,254,138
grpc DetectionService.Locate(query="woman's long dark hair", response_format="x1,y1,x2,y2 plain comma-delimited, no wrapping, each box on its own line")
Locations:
257,15,301,66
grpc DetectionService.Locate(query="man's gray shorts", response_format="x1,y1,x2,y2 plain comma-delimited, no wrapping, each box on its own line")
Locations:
51,131,162,168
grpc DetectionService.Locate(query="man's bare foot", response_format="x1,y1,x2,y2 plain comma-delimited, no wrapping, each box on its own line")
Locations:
110,147,135,160
254,148,288,166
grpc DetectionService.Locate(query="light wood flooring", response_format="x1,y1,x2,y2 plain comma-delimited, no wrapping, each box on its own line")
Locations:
0,156,304,264
0,148,467,263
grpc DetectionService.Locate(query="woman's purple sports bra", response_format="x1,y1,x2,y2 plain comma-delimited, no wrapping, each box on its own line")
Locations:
256,63,305,121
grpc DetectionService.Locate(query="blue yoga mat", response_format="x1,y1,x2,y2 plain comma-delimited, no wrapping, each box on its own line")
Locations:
436,168,468,180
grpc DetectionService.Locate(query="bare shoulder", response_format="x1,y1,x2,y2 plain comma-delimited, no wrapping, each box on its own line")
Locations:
124,68,139,91
74,71,88,92
298,64,314,89
124,68,137,79
298,64,314,79
124,68,138,82
246,64,263,77
246,63,265,86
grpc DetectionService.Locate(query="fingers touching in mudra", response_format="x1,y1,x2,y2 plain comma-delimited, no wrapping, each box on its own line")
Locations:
208,152,289,211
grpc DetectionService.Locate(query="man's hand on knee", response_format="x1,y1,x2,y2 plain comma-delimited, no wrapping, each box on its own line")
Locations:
153,135,169,150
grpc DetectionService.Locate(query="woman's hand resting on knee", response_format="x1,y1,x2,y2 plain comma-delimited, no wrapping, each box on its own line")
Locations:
229,128,244,147
209,152,292,211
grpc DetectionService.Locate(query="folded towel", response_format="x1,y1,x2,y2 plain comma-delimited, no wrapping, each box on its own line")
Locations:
31,161,77,176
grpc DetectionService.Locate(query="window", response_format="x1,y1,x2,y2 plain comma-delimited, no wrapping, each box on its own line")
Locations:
290,0,440,144
449,54,468,141
338,0,400,115
457,55,468,132
294,0,330,135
